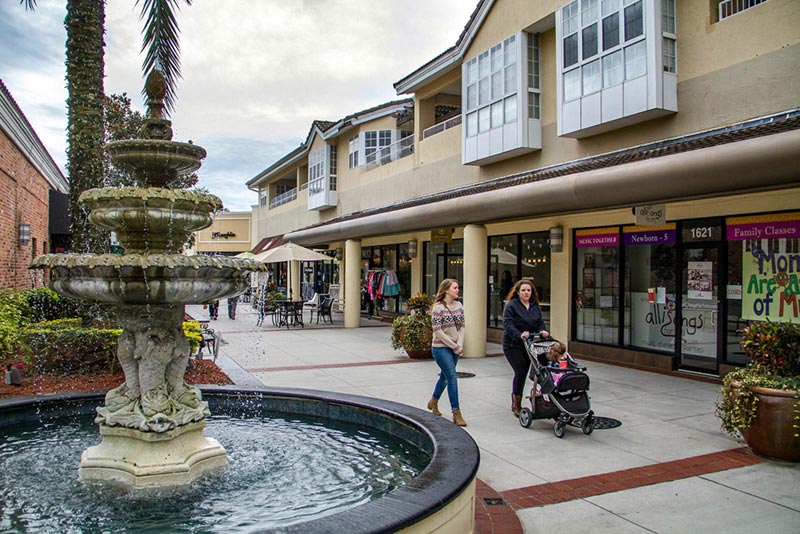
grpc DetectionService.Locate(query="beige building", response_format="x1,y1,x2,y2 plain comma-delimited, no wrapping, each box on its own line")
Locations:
194,211,254,256
247,0,800,377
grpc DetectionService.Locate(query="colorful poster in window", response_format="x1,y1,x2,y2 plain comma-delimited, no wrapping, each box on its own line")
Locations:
729,213,800,324
687,261,713,300
741,247,800,323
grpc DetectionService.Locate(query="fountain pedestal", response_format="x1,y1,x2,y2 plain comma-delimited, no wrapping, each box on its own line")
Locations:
31,69,266,488
80,420,227,487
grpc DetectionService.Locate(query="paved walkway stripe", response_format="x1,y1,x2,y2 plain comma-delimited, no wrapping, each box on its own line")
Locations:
475,478,524,534
246,359,422,373
499,447,764,509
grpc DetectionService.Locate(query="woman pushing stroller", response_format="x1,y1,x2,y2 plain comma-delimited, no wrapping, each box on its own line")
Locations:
502,278,550,417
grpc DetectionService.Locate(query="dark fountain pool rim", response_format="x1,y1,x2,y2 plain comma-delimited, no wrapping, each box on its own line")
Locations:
0,385,480,534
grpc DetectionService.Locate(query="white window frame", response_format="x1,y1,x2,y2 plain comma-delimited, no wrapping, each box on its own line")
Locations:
348,135,359,169
560,0,647,103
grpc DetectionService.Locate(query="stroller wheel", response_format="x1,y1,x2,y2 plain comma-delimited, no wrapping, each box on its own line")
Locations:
518,407,533,428
554,421,566,438
581,417,594,435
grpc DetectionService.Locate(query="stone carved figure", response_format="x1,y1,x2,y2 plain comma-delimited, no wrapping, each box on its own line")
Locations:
96,306,209,432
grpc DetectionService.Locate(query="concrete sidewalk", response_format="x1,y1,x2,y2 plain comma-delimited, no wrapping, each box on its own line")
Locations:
188,303,800,534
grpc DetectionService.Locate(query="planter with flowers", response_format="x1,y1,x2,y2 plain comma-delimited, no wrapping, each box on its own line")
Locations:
716,320,800,461
391,293,434,359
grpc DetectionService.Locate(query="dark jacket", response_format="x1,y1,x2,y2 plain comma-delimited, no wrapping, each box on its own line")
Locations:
502,298,547,348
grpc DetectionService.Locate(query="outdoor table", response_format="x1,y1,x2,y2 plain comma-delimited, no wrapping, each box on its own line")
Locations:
275,299,305,328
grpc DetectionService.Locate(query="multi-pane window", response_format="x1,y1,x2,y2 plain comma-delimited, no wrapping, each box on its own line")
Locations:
561,0,654,102
465,34,524,138
259,189,267,207
276,184,291,195
348,135,358,169
662,0,677,73
364,130,392,166
527,33,541,119
329,145,337,191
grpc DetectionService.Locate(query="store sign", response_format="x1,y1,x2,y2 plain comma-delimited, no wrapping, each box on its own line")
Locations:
729,213,800,324
575,227,619,248
682,219,722,242
726,212,800,241
623,224,676,246
630,293,716,358
635,204,665,226
431,228,453,243
211,231,237,239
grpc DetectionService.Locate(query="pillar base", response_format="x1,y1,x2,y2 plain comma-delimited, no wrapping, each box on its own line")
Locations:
79,420,226,488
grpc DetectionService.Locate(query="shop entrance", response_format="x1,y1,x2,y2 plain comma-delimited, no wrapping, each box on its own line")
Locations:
679,244,721,372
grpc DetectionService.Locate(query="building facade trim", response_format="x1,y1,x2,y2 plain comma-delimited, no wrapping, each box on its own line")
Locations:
285,126,800,245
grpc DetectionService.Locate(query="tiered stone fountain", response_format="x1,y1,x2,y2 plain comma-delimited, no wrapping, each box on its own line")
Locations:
31,70,266,487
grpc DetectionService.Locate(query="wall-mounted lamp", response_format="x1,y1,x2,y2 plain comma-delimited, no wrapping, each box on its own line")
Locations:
335,248,343,261
18,223,31,247
549,226,563,253
407,239,418,258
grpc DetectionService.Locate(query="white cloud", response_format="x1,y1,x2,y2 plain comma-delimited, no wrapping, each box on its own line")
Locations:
2,0,477,210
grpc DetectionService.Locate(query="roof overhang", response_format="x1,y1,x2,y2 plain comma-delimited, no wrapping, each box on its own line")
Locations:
394,1,494,95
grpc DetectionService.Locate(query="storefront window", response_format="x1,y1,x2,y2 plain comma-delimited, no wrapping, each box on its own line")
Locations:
489,232,551,328
725,212,800,364
574,227,620,344
624,224,677,353
361,244,409,315
424,240,463,299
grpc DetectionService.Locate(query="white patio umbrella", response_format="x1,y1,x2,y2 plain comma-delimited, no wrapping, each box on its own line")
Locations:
254,243,333,298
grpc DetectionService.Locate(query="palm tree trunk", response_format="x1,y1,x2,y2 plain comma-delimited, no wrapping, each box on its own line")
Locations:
65,0,107,253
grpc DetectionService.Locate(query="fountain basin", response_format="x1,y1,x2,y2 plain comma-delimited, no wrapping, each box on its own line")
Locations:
30,254,266,304
106,139,206,186
0,387,479,533
81,187,222,253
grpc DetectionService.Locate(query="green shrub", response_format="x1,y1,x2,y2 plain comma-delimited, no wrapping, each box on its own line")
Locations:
32,318,83,330
0,290,32,354
17,325,122,375
25,288,68,323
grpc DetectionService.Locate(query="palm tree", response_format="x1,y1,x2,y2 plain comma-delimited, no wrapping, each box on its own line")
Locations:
20,0,191,252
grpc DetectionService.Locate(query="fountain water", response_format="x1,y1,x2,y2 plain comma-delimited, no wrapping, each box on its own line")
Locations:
30,69,267,487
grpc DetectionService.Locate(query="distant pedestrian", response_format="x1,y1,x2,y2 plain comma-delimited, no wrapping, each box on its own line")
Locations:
208,300,219,320
227,296,238,320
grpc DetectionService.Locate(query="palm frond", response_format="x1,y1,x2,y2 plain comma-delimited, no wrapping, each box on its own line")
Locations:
136,0,192,115
20,0,37,10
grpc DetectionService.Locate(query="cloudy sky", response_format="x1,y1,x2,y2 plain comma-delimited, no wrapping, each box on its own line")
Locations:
1,0,476,211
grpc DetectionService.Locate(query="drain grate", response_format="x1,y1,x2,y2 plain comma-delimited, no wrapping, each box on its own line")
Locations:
483,497,507,506
571,416,622,430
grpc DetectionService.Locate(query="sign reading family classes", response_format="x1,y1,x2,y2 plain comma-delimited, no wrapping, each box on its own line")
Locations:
728,213,800,324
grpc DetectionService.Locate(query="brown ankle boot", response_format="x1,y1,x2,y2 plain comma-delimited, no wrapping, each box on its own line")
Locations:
452,409,467,427
427,398,441,416
512,394,522,417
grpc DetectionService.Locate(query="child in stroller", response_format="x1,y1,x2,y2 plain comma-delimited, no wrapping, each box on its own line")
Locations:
518,337,595,438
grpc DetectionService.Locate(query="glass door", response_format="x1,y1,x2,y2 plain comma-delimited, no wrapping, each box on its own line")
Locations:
680,245,720,371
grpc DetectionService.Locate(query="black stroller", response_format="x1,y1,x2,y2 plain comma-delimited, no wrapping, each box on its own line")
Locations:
518,337,595,438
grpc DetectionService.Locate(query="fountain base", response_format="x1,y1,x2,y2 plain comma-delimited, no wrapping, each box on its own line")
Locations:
79,419,227,488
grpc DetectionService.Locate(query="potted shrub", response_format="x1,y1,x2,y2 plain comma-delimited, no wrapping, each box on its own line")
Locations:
391,293,434,359
716,321,800,461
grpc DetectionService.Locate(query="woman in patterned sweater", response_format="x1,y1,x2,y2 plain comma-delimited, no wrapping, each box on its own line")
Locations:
427,278,467,426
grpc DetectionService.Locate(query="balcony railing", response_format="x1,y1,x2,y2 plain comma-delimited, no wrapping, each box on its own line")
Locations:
422,114,462,140
719,0,767,20
364,135,414,169
269,187,297,209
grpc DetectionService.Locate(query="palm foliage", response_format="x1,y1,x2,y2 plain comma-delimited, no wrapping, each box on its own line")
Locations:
137,0,192,115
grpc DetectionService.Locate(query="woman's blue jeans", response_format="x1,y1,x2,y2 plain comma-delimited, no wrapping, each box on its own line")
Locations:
432,347,460,411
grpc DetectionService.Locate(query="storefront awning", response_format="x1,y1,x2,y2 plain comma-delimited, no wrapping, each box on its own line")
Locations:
251,234,285,255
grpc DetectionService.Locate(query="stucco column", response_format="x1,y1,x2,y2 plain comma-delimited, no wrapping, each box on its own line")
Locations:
290,260,301,300
344,239,362,328
463,224,487,358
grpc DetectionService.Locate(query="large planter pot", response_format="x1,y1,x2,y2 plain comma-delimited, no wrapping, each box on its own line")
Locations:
405,348,433,360
736,384,800,462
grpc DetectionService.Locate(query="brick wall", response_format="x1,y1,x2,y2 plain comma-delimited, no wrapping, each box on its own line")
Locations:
0,129,51,290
